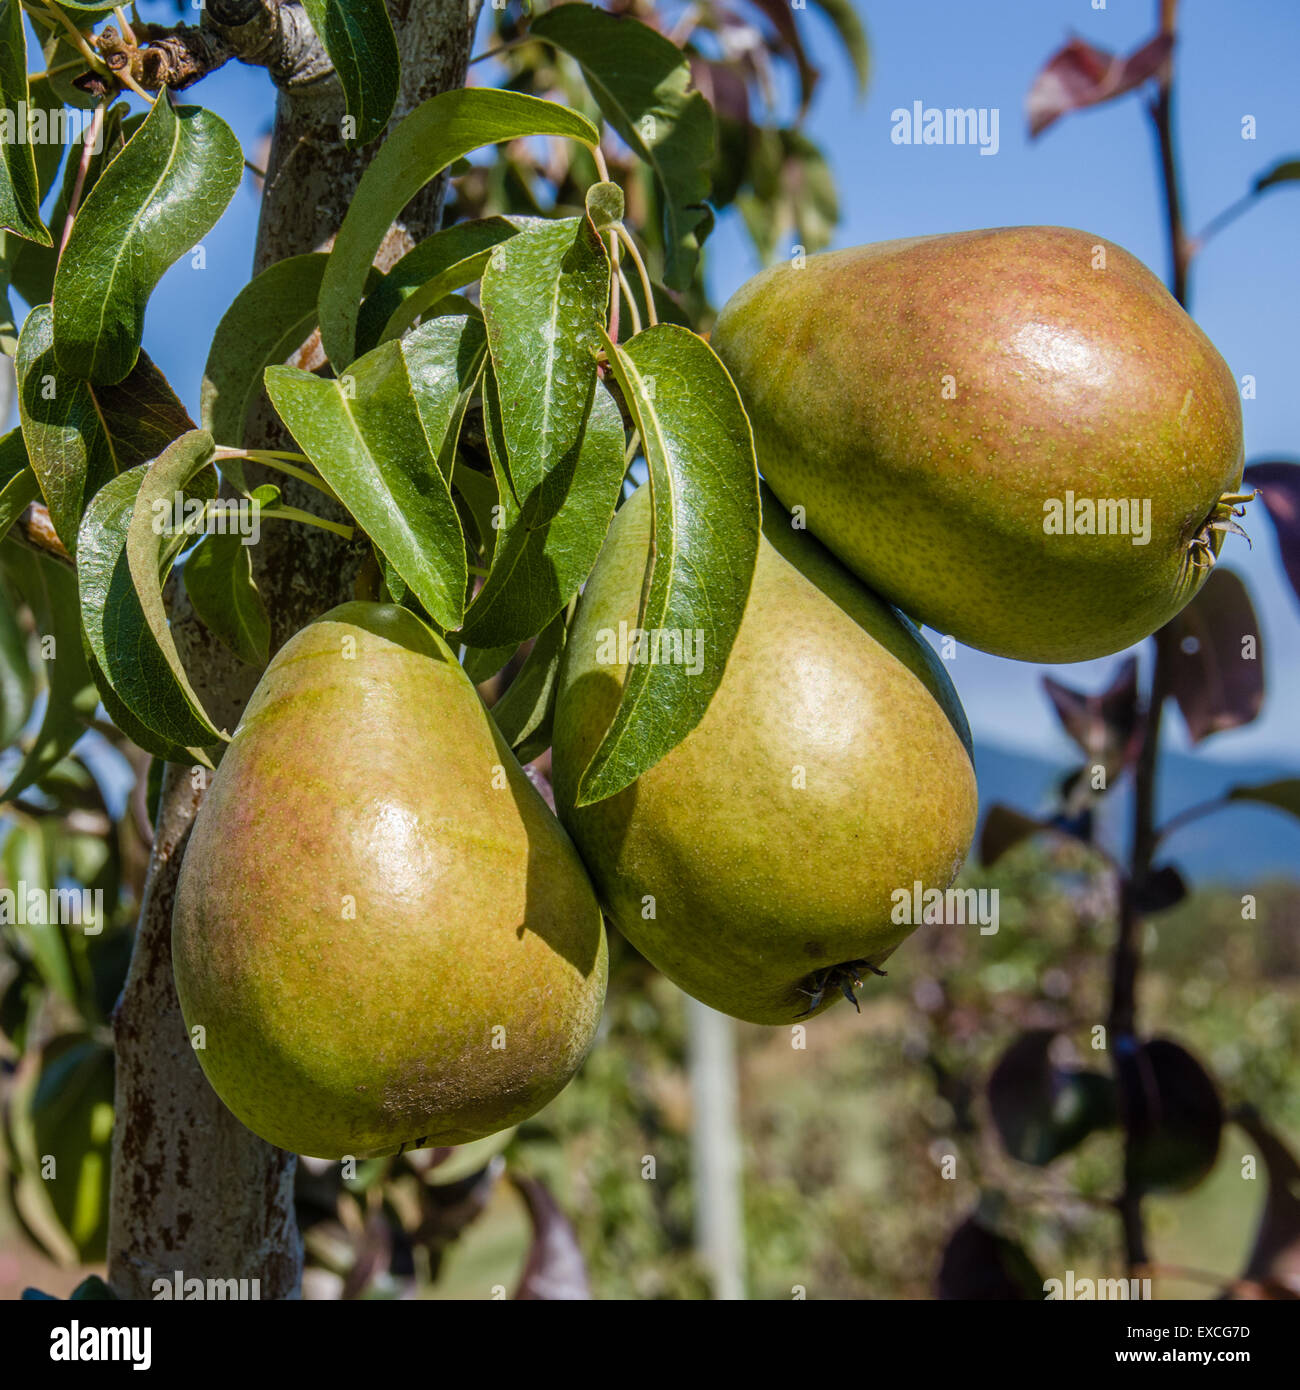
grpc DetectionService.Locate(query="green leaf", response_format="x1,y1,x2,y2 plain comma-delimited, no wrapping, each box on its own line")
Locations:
301,0,400,148
0,543,98,801
0,568,34,746
810,0,871,94
480,214,609,521
122,432,227,745
200,253,330,454
0,821,75,1000
451,457,500,563
575,325,760,805
52,97,243,383
0,3,52,246
1226,779,1300,820
18,304,195,551
355,217,521,356
3,105,136,317
585,181,625,232
458,369,624,648
1254,158,1300,193
531,4,714,290
266,316,485,630
0,428,40,541
318,88,597,370
459,641,516,685
75,465,211,761
490,610,567,764
183,530,270,668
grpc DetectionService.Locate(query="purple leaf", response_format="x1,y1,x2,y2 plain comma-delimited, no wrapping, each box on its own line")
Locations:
1027,33,1173,138
979,804,1047,867
1232,1107,1300,1299
1157,569,1263,742
1244,461,1300,616
511,1175,590,1300
1042,656,1141,777
935,1215,1044,1300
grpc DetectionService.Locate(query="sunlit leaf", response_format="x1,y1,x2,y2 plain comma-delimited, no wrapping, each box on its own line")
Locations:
52,97,243,383
318,89,597,370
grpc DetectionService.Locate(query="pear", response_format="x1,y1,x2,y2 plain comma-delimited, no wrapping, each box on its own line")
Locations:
172,602,606,1159
710,226,1246,663
551,486,978,1025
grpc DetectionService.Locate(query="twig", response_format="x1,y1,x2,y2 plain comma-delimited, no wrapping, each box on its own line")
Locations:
61,101,106,255
617,263,643,338
615,225,658,329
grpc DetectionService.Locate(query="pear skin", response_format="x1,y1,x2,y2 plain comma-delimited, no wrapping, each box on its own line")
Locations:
552,486,978,1025
172,602,606,1159
710,227,1245,662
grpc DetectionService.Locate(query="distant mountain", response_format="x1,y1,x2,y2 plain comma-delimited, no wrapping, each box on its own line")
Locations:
972,741,1300,886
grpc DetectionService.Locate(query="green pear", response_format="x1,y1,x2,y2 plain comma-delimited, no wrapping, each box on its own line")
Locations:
551,486,978,1025
710,226,1247,663
172,602,606,1159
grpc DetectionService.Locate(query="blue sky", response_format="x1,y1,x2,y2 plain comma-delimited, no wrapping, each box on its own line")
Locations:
12,1,1300,771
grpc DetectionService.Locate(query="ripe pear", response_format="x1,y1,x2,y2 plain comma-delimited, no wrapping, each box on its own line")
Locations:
551,486,978,1025
172,602,606,1159
710,226,1247,663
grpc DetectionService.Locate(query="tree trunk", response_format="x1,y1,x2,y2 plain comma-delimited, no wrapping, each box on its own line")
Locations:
106,0,484,1300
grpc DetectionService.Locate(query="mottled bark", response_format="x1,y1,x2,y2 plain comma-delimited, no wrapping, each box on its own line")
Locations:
107,0,484,1300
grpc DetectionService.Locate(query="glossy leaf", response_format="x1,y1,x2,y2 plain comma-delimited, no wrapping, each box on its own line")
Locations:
1243,461,1300,616
355,218,521,355
18,305,194,550
575,325,760,805
0,2,52,246
124,433,227,744
0,544,98,800
52,97,243,383
76,465,213,761
531,5,714,290
458,369,624,649
480,215,609,522
201,253,330,452
318,88,597,370
490,611,567,765
1157,569,1262,743
266,316,485,630
301,0,399,147
184,531,270,668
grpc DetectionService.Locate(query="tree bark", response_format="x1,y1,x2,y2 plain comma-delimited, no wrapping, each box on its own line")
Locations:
107,0,483,1300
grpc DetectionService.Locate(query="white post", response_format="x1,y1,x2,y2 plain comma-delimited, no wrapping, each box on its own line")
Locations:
685,995,746,1300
